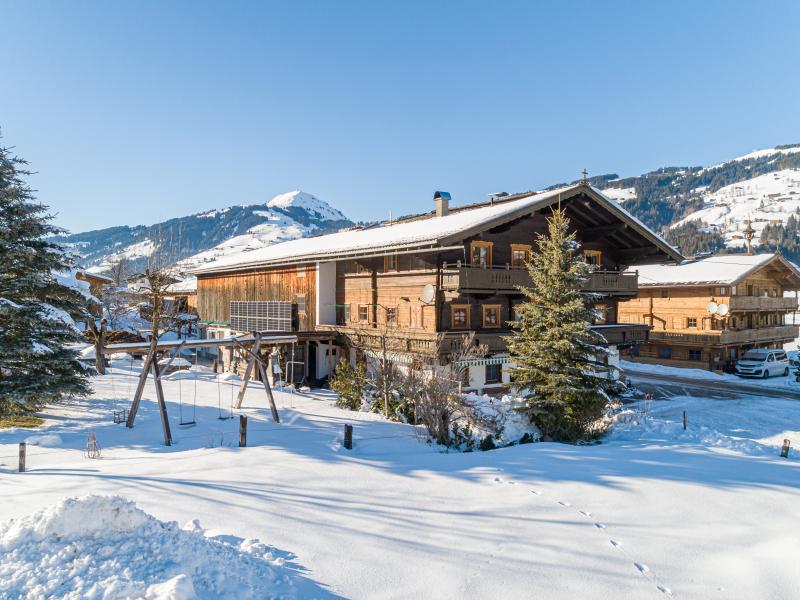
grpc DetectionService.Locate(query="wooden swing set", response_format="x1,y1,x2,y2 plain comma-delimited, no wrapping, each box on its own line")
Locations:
102,332,298,446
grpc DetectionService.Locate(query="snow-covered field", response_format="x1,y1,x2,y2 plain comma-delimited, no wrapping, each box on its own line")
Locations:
2,359,800,599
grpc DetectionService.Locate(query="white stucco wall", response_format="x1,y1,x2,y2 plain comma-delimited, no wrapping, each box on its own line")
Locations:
316,261,336,326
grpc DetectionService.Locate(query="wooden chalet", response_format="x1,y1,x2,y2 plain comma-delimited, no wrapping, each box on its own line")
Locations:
192,183,682,391
617,253,800,370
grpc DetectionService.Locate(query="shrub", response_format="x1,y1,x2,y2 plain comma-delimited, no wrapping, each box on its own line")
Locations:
330,360,367,411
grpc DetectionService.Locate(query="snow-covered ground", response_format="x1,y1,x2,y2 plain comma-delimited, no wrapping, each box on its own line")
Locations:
673,168,800,249
2,359,800,599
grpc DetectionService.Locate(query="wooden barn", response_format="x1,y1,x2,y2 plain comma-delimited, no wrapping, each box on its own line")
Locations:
192,183,682,392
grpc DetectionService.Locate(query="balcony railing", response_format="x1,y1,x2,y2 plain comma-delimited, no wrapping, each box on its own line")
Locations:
649,325,799,346
729,296,799,311
440,264,638,295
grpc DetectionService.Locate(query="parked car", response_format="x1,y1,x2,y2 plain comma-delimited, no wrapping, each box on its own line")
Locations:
734,349,790,378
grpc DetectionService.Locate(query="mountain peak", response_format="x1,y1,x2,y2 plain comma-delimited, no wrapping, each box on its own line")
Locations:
266,190,348,222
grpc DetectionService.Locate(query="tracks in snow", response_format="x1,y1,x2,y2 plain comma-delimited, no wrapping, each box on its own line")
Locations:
492,472,674,598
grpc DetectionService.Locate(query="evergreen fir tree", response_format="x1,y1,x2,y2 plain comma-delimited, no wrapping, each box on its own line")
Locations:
0,139,91,416
506,207,613,442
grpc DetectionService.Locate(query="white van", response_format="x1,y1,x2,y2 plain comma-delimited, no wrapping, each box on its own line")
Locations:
734,349,790,378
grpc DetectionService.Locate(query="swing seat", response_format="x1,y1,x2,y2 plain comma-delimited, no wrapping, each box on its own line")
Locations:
178,420,197,428
113,409,128,424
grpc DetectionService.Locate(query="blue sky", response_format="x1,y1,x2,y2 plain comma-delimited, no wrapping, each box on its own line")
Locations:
2,1,800,232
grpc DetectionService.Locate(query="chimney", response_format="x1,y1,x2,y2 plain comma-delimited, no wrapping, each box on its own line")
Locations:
434,191,451,217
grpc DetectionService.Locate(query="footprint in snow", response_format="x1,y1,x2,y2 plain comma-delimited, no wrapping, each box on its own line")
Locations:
530,490,542,495
609,540,622,548
558,501,571,507
493,477,502,483
657,585,672,595
507,481,517,485
594,523,606,529
634,562,650,574
579,510,592,518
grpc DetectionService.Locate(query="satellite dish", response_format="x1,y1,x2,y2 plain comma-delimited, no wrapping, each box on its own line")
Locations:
421,284,436,304
717,303,729,317
706,301,718,315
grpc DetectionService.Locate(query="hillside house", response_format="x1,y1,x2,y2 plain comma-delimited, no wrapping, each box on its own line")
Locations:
192,183,681,392
617,254,800,370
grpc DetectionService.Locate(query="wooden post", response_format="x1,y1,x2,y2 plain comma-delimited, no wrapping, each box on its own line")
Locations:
683,410,687,431
212,357,218,373
239,415,248,447
235,334,262,409
344,424,353,450
781,438,790,458
256,356,281,423
327,339,334,379
150,358,173,446
126,337,158,428
18,442,26,473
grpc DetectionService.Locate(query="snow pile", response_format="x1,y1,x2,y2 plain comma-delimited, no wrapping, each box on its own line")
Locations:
0,496,309,599
24,434,63,447
457,393,539,446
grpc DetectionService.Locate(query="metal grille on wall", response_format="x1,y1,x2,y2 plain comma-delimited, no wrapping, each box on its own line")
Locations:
229,301,292,332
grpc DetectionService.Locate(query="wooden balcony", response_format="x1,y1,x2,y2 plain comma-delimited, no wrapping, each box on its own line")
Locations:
729,296,799,311
440,265,639,296
649,325,799,346
589,323,650,346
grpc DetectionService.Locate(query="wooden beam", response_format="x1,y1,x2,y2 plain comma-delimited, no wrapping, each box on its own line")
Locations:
126,338,157,428
616,246,665,260
156,340,186,380
256,355,281,423
150,356,173,446
234,334,262,409
578,223,628,242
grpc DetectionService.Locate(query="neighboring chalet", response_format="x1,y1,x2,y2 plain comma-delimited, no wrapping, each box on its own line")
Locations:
75,270,113,316
192,183,681,392
618,253,800,370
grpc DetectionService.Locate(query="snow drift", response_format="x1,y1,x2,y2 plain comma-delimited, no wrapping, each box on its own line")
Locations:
0,496,317,599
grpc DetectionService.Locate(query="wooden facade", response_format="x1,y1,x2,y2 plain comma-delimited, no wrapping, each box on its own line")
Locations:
194,184,681,388
197,264,317,330
618,257,800,370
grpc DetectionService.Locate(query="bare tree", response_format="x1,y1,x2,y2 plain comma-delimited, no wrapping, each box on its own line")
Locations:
416,333,487,446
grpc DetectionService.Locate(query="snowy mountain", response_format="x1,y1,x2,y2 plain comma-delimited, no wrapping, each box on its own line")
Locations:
586,144,800,260
52,191,353,274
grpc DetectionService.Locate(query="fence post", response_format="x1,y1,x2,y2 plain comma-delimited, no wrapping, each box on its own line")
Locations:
344,424,353,450
239,415,248,448
683,411,687,431
18,442,26,473
780,438,790,458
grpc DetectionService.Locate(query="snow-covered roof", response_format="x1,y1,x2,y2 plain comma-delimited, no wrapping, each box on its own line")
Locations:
193,184,681,274
165,277,197,294
633,253,800,287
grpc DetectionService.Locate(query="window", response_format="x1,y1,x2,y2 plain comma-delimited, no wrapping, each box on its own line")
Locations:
485,363,502,384
688,349,701,361
358,304,369,322
687,317,697,328
510,244,532,267
659,347,672,359
660,289,669,298
583,250,602,267
593,304,610,325
336,304,351,325
296,294,306,315
384,255,398,272
483,304,501,328
731,285,737,296
470,241,493,267
386,306,397,326
451,304,470,329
